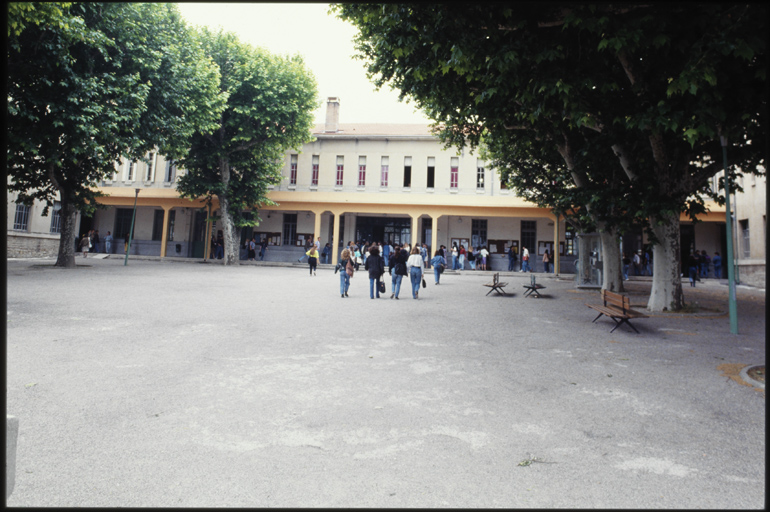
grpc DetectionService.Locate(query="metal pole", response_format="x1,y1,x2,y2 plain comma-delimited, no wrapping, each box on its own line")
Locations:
720,136,738,334
124,188,140,266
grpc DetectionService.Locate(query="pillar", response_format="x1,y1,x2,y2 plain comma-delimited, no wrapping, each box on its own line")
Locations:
313,210,322,252
160,206,172,258
411,215,419,248
430,215,438,260
331,212,341,266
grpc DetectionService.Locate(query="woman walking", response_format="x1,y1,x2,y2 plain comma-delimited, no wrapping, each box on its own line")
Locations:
458,245,466,270
430,250,447,285
339,248,354,297
364,244,385,299
542,249,551,273
306,245,319,276
389,247,407,299
79,232,91,257
406,246,424,299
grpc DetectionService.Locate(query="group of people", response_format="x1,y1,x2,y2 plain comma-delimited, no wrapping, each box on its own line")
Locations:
504,245,550,273
334,241,455,300
246,235,269,262
622,249,654,280
77,229,116,257
686,250,722,287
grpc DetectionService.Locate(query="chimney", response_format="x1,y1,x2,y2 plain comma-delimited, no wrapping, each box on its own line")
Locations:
324,97,340,133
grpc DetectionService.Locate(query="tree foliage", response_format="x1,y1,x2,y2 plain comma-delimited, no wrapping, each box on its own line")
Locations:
7,2,224,267
335,3,766,309
176,27,319,265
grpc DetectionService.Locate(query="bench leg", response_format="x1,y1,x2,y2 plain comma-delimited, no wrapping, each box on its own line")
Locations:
592,312,604,323
486,288,494,296
609,318,639,334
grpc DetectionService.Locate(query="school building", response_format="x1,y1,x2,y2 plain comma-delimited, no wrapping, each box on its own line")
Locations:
7,98,766,286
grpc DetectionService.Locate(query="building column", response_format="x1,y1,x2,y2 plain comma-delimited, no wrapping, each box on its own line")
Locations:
553,213,560,275
331,212,341,266
411,214,419,248
160,206,172,258
313,210,323,252
430,215,438,260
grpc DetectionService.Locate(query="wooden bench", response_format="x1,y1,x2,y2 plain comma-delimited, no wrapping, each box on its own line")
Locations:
523,274,546,297
483,272,508,295
586,289,648,333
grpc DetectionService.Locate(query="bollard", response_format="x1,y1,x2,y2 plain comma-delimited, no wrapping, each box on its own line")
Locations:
6,415,19,499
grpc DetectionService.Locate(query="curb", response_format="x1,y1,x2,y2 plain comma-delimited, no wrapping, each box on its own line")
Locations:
740,365,765,389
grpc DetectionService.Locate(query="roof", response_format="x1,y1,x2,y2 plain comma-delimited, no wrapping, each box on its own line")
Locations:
312,123,435,137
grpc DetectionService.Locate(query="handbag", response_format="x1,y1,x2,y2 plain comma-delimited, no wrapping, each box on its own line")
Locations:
378,280,386,294
422,278,427,288
438,264,445,274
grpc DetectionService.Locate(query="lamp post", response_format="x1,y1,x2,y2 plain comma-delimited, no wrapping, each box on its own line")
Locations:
123,188,140,266
720,136,738,334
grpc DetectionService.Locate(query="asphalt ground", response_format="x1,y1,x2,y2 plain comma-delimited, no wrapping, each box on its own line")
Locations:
5,257,766,508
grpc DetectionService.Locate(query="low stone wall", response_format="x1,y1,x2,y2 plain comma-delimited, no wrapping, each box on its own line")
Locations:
737,261,766,289
6,232,60,258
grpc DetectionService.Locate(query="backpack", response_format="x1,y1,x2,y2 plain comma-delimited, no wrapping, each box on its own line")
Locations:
345,259,355,276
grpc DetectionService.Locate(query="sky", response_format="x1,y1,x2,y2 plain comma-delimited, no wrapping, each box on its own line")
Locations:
176,3,431,126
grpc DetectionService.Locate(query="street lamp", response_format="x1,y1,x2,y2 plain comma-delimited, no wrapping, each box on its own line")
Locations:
720,136,738,334
123,188,140,266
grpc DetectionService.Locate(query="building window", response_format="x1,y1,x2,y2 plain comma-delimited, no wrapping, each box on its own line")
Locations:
403,156,412,188
471,219,487,249
427,157,435,188
740,219,750,258
358,156,367,187
450,157,459,189
145,153,156,182
380,156,389,187
164,159,176,182
334,155,345,187
114,208,134,239
565,225,576,255
476,160,485,189
312,155,319,186
499,170,508,190
50,201,62,234
289,154,298,185
521,220,537,255
125,159,135,181
13,204,30,231
283,213,297,246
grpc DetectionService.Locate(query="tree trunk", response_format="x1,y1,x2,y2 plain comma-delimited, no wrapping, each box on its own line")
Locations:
647,211,684,311
598,225,624,293
55,197,78,268
216,193,239,266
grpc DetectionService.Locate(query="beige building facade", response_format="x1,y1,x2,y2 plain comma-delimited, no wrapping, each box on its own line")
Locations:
7,98,764,286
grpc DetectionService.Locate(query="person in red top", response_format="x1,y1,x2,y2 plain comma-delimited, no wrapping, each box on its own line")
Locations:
459,245,467,270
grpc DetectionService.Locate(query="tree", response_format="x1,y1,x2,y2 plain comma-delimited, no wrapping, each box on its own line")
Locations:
7,3,224,268
334,3,766,311
175,28,319,265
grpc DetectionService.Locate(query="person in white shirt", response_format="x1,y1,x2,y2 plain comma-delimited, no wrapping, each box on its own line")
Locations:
406,246,424,299
479,246,490,271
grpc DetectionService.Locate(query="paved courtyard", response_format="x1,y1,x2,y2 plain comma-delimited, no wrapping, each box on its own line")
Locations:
5,257,765,507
